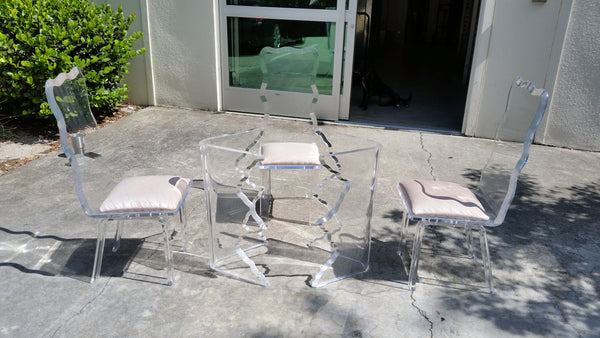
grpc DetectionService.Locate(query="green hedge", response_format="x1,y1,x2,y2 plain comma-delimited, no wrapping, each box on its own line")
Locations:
0,0,145,120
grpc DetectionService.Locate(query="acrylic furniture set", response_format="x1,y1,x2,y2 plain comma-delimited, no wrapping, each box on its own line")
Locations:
46,46,549,292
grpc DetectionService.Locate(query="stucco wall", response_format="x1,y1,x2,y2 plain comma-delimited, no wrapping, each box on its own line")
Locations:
147,1,218,110
92,0,150,105
99,0,599,151
542,0,600,151
465,0,566,140
95,0,218,110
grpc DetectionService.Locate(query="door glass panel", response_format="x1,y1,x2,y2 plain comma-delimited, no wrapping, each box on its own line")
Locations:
226,0,337,9
227,17,335,95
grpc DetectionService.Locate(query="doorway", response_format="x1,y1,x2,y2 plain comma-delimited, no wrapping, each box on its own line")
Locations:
349,0,480,133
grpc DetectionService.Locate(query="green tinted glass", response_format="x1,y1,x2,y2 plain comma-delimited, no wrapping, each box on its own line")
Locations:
227,17,334,95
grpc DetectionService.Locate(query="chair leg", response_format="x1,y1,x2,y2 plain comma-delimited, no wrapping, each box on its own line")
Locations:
478,226,494,294
180,202,190,252
260,169,273,218
398,210,409,256
91,220,108,284
408,222,426,291
160,217,175,286
466,226,475,259
112,219,123,253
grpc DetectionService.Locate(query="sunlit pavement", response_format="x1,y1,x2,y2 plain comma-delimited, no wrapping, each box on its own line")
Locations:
1,106,599,337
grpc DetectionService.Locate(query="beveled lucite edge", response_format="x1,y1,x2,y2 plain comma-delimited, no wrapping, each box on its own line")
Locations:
311,265,369,288
200,128,382,161
199,125,265,142
210,243,270,287
489,76,549,224
45,66,81,87
257,164,323,170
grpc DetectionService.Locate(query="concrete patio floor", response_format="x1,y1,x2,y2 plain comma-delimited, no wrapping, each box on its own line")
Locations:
1,106,599,337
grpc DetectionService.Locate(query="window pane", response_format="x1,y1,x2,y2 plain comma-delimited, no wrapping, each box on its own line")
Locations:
227,17,335,95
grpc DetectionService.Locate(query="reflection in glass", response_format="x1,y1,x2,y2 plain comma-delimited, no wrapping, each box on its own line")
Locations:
227,17,334,95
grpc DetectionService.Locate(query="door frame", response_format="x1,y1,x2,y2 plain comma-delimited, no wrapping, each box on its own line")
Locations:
217,0,357,121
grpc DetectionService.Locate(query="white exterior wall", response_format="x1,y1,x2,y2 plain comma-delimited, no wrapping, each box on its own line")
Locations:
541,0,600,151
464,0,570,140
99,0,599,151
147,1,218,110
95,0,219,111
91,0,149,105
464,0,600,151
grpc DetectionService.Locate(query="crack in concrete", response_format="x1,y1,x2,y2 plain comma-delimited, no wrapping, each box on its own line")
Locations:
49,279,111,337
419,133,436,180
411,291,433,338
549,288,584,336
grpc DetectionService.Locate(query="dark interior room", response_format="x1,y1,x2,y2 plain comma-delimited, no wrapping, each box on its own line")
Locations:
349,0,480,134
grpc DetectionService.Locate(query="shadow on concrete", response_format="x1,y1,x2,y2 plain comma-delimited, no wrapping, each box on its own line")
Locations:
0,227,194,284
2,169,598,335
367,168,600,335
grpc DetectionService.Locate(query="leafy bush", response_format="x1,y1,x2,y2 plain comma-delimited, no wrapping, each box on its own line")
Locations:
0,0,145,120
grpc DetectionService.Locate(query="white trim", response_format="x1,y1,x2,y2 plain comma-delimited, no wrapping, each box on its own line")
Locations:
218,2,352,120
330,0,346,102
213,0,223,111
339,0,358,120
539,0,573,144
224,6,337,22
140,0,155,105
462,0,495,136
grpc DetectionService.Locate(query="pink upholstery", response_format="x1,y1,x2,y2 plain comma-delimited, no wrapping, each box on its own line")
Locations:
398,179,489,221
99,176,191,213
260,142,320,166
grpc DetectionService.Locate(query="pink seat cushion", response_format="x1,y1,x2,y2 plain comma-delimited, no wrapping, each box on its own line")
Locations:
99,176,191,213
398,179,489,221
260,142,320,166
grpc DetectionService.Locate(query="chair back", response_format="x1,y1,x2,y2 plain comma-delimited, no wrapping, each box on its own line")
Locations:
45,67,97,160
45,67,98,215
477,77,549,225
259,46,319,117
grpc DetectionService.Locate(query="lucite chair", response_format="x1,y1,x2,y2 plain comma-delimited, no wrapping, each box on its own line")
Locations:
397,77,550,293
200,46,381,287
46,67,192,285
257,46,323,212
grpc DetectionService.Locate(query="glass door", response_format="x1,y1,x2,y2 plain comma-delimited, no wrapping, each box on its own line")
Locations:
219,0,357,120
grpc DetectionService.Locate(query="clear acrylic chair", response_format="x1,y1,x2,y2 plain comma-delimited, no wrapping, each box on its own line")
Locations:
200,47,381,287
45,67,192,285
397,76,550,293
257,46,323,215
